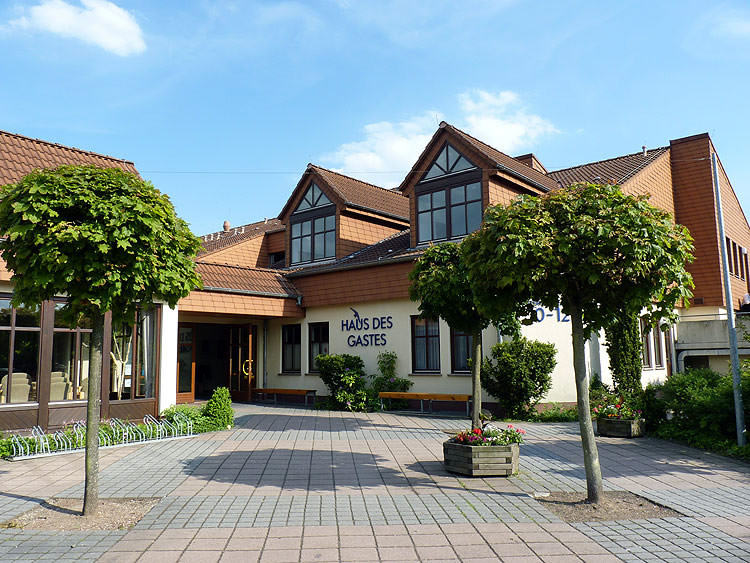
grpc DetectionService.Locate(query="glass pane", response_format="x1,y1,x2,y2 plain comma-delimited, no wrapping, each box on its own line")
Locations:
446,145,459,170
292,222,301,237
413,318,426,336
293,343,301,371
433,208,446,239
417,212,431,242
291,238,301,264
466,182,481,201
450,186,464,204
301,220,311,236
427,319,440,336
0,300,11,327
314,233,325,260
454,156,474,172
466,201,482,233
438,146,449,171
13,331,39,403
297,198,310,211
178,327,193,394
0,331,9,403
136,308,157,399
301,236,311,262
15,304,40,327
325,215,335,230
314,217,324,233
417,194,430,212
432,190,445,208
112,323,134,399
423,163,442,180
414,338,426,370
51,332,75,401
428,338,440,371
78,333,90,400
451,205,466,237
317,191,331,206
311,184,320,203
325,231,335,257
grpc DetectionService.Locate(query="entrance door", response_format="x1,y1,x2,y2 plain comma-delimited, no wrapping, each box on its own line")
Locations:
229,325,255,402
177,325,195,404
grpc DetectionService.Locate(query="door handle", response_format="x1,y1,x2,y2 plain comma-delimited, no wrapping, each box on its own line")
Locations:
242,359,253,376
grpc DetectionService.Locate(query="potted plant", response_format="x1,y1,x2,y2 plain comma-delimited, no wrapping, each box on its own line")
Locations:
443,424,525,476
593,400,645,437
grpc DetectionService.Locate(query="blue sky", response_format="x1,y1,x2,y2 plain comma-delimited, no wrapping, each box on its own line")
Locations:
1,0,749,237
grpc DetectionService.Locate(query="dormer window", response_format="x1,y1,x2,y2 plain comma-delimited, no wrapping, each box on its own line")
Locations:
416,143,482,244
290,182,336,265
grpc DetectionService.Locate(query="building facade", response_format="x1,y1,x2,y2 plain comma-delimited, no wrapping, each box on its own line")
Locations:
1,123,749,431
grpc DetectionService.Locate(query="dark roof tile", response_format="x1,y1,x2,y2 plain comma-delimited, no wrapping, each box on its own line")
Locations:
196,261,298,297
199,218,285,255
548,147,669,187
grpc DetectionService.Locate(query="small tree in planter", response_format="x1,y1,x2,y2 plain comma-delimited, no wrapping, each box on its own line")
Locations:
481,337,557,419
444,425,526,476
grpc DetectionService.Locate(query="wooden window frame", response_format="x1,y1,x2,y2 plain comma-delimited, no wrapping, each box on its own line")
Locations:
308,322,329,373
411,316,440,373
282,324,302,373
450,328,473,373
415,169,482,245
290,206,336,266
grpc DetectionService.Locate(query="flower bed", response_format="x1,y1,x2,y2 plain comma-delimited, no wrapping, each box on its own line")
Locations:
443,425,525,476
593,398,645,438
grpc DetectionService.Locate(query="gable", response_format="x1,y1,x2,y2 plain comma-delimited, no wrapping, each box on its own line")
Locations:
421,142,477,182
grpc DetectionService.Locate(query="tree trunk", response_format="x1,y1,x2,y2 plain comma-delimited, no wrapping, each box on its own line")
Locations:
471,329,483,430
569,302,603,503
83,312,105,516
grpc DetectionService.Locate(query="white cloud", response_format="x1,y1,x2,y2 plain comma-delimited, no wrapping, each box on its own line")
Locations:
10,0,145,56
323,90,557,187
711,11,750,38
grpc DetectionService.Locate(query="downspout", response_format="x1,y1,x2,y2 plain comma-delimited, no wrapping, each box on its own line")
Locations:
263,320,268,388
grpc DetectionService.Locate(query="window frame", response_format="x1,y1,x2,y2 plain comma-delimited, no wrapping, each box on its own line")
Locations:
290,207,336,265
415,169,483,245
411,316,441,373
652,327,664,369
0,296,42,405
308,322,329,373
640,318,653,369
281,324,302,373
450,328,473,374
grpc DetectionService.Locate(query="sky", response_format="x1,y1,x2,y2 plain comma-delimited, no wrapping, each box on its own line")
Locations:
1,0,750,237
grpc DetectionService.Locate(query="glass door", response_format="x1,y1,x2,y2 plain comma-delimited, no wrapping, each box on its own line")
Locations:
229,325,255,402
177,325,195,404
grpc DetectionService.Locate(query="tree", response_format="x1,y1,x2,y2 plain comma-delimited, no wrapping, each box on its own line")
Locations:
0,165,201,515
462,183,694,502
408,242,518,429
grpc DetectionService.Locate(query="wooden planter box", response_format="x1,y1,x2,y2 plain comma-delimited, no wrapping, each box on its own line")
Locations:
597,418,645,438
443,441,519,476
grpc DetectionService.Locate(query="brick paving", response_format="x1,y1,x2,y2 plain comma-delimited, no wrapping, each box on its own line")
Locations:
1,404,750,561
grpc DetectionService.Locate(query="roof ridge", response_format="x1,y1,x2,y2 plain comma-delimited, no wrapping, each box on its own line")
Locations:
549,146,669,175
195,261,285,274
309,163,405,197
0,129,135,166
199,217,283,239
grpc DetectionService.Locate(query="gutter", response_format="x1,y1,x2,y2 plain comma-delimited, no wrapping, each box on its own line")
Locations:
492,162,552,193
343,202,409,223
285,253,418,278
200,285,299,299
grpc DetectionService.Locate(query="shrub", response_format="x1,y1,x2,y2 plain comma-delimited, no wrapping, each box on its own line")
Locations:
370,351,412,410
531,403,578,422
481,337,557,419
315,353,369,411
202,387,234,429
604,310,643,394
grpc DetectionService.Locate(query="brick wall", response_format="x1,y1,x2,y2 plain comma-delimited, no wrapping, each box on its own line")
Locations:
179,290,303,317
291,261,414,307
622,150,675,216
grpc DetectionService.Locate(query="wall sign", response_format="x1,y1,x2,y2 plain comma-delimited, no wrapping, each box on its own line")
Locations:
341,307,394,347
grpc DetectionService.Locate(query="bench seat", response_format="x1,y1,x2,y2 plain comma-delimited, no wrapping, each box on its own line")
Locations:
253,388,317,407
378,392,472,415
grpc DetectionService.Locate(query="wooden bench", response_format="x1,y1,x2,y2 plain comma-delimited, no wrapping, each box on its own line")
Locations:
253,388,317,407
378,392,472,416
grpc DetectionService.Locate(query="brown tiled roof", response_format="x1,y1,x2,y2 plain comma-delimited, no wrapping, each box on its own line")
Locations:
199,218,284,255
0,129,139,185
196,261,299,297
441,123,559,191
280,164,409,221
286,229,421,277
548,147,669,187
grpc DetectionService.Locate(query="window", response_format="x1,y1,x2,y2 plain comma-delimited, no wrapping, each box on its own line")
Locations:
309,323,329,372
450,329,473,373
0,298,40,404
110,307,159,400
725,237,747,281
282,324,301,372
412,317,440,372
640,318,652,369
269,251,285,268
290,182,336,265
51,302,92,401
652,328,664,369
416,143,481,244
640,318,664,370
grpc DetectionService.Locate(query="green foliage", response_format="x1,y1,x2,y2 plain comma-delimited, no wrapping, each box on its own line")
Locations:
450,425,526,446
0,165,202,326
315,353,369,411
462,183,694,337
531,403,579,422
605,309,643,394
202,387,234,429
370,351,412,411
480,337,557,419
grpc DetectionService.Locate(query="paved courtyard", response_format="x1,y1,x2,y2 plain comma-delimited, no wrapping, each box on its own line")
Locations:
1,403,750,562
